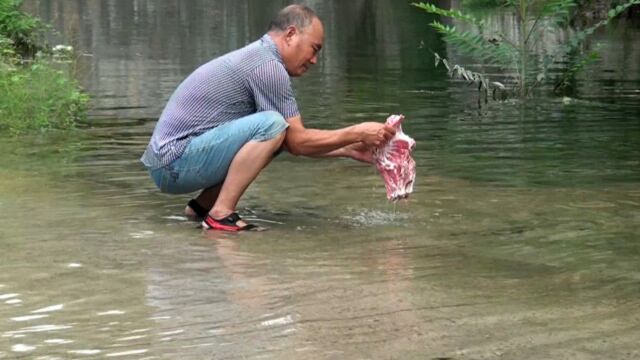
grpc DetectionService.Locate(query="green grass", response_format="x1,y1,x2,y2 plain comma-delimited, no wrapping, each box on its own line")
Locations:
0,61,89,134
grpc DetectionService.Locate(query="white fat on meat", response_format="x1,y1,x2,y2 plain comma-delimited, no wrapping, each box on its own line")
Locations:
373,114,416,201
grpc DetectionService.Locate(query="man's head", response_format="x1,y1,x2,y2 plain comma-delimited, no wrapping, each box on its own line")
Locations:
268,5,324,77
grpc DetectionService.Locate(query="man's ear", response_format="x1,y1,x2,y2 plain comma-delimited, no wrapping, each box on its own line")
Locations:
285,25,297,44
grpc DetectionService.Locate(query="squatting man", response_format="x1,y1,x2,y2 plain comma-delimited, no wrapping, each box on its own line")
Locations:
141,5,395,231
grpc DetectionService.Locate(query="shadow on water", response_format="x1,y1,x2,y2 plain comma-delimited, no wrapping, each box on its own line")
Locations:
1,0,639,358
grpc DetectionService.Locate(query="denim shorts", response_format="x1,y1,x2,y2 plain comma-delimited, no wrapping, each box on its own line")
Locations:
149,111,288,194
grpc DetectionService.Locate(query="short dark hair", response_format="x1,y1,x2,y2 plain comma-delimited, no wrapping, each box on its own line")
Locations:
268,4,317,32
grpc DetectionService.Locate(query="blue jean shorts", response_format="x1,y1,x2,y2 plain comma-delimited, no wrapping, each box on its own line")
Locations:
150,111,288,194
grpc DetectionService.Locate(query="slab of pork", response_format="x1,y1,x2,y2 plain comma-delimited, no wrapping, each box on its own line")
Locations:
373,114,416,201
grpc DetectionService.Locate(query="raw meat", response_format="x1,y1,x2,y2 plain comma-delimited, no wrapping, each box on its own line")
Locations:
373,114,416,201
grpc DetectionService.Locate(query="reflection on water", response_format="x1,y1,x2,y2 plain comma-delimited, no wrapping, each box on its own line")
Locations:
1,0,639,358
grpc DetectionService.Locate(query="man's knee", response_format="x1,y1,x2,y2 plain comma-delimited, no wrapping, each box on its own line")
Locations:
262,110,287,129
256,111,288,143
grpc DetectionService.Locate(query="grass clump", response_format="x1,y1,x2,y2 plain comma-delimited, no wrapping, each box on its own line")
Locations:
0,0,89,135
0,59,89,134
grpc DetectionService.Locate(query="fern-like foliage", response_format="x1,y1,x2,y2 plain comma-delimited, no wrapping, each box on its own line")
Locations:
412,2,485,28
413,0,640,100
554,50,600,93
434,52,511,103
562,0,640,54
429,22,518,68
539,0,575,23
524,0,575,49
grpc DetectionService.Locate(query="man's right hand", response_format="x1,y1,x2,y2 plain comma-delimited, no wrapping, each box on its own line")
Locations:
356,122,396,148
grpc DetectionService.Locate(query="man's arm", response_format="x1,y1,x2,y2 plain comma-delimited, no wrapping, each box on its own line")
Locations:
283,115,394,157
310,142,375,163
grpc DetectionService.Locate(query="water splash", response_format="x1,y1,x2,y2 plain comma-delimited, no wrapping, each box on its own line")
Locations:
342,208,410,227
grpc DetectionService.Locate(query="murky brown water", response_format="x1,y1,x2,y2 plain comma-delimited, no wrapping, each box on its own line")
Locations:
1,0,639,359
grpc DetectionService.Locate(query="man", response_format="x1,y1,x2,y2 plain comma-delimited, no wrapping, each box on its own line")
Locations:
141,4,395,231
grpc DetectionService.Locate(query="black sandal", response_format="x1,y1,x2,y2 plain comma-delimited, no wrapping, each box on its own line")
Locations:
202,212,259,232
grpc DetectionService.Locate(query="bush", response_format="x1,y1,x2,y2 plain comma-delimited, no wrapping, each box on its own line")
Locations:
0,0,46,58
0,0,89,135
0,60,89,134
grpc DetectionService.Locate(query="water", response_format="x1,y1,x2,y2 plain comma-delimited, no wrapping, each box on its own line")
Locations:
1,0,639,358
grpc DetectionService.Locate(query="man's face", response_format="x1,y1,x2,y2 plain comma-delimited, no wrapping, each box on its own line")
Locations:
283,18,324,77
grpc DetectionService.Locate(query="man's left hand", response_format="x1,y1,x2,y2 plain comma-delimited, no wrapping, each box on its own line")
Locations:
345,142,375,164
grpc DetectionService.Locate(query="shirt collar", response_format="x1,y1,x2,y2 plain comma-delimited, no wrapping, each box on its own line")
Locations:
261,34,284,64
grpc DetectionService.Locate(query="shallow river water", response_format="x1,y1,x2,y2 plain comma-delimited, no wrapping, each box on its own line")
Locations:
1,0,639,359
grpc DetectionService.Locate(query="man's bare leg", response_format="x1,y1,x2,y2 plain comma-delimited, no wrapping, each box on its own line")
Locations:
208,133,285,227
184,184,222,218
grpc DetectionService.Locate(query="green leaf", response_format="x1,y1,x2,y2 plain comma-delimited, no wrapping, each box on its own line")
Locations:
412,2,484,27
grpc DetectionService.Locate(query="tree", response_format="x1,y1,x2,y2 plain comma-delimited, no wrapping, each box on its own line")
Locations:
412,0,640,100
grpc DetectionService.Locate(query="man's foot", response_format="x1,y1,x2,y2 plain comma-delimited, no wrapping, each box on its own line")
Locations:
202,213,259,232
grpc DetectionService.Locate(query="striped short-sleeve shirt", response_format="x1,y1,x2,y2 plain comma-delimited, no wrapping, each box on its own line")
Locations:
140,34,299,169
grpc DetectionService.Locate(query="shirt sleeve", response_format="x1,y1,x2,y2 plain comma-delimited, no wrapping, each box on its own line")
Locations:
246,61,300,120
